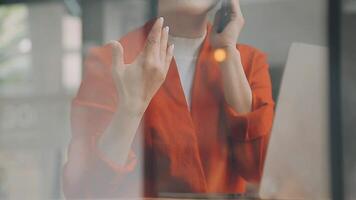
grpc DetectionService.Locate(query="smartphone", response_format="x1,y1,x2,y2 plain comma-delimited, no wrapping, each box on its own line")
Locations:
216,0,232,33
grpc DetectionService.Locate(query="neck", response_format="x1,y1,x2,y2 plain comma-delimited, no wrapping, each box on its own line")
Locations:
158,11,209,38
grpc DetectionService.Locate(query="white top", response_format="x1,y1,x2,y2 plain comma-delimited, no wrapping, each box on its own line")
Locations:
168,33,206,110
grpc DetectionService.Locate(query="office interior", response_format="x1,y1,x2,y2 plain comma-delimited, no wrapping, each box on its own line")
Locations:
0,0,355,199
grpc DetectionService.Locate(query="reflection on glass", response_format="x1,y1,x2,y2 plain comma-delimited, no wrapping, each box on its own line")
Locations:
0,4,31,96
0,2,82,200
0,0,340,199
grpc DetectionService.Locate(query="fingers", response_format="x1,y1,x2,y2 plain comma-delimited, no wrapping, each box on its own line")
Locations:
110,40,124,70
143,17,173,73
160,26,169,60
230,0,244,20
165,44,174,73
144,17,164,56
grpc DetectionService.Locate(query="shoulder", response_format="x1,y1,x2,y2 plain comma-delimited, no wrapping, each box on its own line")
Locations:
237,43,267,60
236,43,269,76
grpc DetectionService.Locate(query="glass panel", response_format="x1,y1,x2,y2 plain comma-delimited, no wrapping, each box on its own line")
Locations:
0,4,32,96
0,0,337,199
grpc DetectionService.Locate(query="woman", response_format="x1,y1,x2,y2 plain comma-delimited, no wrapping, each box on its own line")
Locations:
63,0,274,198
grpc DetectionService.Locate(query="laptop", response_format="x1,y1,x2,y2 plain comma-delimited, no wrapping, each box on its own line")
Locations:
259,43,331,200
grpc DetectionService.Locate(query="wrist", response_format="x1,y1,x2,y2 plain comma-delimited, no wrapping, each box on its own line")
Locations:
221,45,239,55
118,101,147,117
212,42,236,50
213,45,241,64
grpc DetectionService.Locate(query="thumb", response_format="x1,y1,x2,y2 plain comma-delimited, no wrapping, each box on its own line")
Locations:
110,40,124,69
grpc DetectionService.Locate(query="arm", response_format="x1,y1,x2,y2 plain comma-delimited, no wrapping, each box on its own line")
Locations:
99,17,173,165
219,46,252,113
211,0,274,182
211,0,251,113
223,50,274,182
98,104,144,166
62,56,139,199
62,17,173,198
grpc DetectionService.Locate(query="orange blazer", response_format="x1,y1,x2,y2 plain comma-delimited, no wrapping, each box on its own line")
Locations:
63,20,275,199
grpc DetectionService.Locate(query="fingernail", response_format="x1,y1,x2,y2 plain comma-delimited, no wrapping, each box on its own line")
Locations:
164,26,170,33
109,40,119,47
170,44,175,52
158,17,164,23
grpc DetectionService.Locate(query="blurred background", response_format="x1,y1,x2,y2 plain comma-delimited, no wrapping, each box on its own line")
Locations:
0,0,354,199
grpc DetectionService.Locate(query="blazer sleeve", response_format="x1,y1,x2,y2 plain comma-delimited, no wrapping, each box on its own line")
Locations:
223,47,275,183
62,46,138,199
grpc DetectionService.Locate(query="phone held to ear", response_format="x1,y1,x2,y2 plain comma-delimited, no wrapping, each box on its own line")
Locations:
216,0,232,33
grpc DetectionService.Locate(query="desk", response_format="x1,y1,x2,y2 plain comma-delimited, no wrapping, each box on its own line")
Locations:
144,193,263,200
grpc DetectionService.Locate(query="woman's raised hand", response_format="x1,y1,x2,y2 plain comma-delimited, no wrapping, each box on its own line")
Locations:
110,17,174,115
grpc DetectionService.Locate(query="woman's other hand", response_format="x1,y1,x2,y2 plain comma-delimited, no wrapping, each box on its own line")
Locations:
211,0,245,49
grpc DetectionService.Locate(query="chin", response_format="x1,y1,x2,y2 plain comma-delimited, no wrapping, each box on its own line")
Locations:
159,0,219,15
